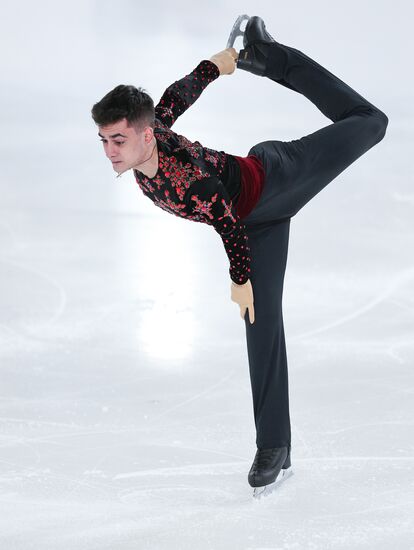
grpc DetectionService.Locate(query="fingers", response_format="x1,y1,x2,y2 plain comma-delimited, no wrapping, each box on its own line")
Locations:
225,50,237,75
231,280,255,323
230,49,238,63
240,305,255,324
211,48,237,76
249,304,255,324
227,47,238,59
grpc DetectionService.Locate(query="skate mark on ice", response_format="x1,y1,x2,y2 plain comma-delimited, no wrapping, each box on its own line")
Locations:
296,455,414,462
290,266,414,341
144,366,238,424
0,416,81,431
67,366,241,481
0,456,119,498
113,460,247,480
313,419,414,436
309,498,414,520
151,441,248,461
118,484,236,502
0,257,68,336
293,423,326,489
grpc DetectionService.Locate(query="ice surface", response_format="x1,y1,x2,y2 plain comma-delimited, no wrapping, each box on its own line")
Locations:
0,1,413,549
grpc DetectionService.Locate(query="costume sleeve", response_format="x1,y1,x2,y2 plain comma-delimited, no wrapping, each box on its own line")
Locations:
154,59,220,128
185,177,251,285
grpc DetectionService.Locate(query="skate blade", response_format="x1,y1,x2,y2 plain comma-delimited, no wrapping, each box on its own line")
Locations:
226,14,250,49
252,467,294,499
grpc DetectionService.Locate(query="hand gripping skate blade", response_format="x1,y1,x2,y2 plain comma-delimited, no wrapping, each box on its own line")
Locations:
252,467,294,499
226,14,250,49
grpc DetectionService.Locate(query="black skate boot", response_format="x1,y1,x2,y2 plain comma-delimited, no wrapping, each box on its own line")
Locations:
248,444,293,499
236,15,276,76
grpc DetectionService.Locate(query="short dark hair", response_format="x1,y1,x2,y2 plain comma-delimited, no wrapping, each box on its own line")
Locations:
91,84,155,132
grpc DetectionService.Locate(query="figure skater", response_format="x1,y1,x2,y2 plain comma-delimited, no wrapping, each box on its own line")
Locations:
91,15,388,498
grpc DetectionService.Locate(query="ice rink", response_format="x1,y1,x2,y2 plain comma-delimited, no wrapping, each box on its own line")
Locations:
1,1,413,549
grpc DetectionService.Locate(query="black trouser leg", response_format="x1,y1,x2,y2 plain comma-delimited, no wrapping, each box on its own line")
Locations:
266,41,388,219
243,220,291,450
241,41,388,450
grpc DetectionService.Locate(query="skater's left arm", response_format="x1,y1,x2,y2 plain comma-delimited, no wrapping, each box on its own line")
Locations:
185,175,251,283
184,176,255,323
209,48,238,76
155,60,220,128
155,48,238,128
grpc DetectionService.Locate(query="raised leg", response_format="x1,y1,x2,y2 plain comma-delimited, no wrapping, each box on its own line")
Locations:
265,41,388,125
243,41,389,223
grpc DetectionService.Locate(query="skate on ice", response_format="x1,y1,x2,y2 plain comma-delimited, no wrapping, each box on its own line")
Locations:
248,446,294,499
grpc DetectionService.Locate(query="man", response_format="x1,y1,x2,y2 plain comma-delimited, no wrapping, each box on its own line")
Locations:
91,15,388,497
92,47,256,314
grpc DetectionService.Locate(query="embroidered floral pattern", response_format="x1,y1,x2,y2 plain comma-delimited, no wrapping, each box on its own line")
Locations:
153,190,188,216
190,193,237,225
176,134,201,158
135,176,156,195
132,60,251,284
205,149,222,169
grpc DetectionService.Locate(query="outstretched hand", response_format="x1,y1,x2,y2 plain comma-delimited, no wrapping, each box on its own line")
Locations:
231,278,255,324
209,47,239,75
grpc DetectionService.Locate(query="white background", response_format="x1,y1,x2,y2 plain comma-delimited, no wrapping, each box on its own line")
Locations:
0,1,413,548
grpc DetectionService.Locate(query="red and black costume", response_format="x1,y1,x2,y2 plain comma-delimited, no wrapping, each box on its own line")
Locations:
133,59,265,284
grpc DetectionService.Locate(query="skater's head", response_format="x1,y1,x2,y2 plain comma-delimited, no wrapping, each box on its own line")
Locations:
91,84,155,176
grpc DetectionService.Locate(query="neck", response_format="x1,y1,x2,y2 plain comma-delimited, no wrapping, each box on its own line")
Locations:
136,138,158,176
116,137,158,179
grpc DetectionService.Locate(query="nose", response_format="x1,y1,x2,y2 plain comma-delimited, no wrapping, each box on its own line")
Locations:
105,143,118,159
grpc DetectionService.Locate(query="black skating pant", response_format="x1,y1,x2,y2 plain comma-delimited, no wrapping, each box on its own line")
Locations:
240,41,388,450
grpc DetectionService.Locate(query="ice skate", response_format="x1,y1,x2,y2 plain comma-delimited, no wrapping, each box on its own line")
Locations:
248,445,294,499
226,14,250,49
236,15,276,76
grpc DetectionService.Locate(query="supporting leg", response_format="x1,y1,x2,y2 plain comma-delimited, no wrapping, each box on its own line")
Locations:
243,219,291,449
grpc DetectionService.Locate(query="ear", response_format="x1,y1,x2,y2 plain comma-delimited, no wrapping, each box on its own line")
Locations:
145,129,153,143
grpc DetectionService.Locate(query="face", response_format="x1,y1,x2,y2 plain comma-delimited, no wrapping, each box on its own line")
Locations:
98,118,154,176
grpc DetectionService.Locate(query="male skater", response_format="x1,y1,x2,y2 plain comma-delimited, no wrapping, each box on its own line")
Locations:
91,15,388,497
